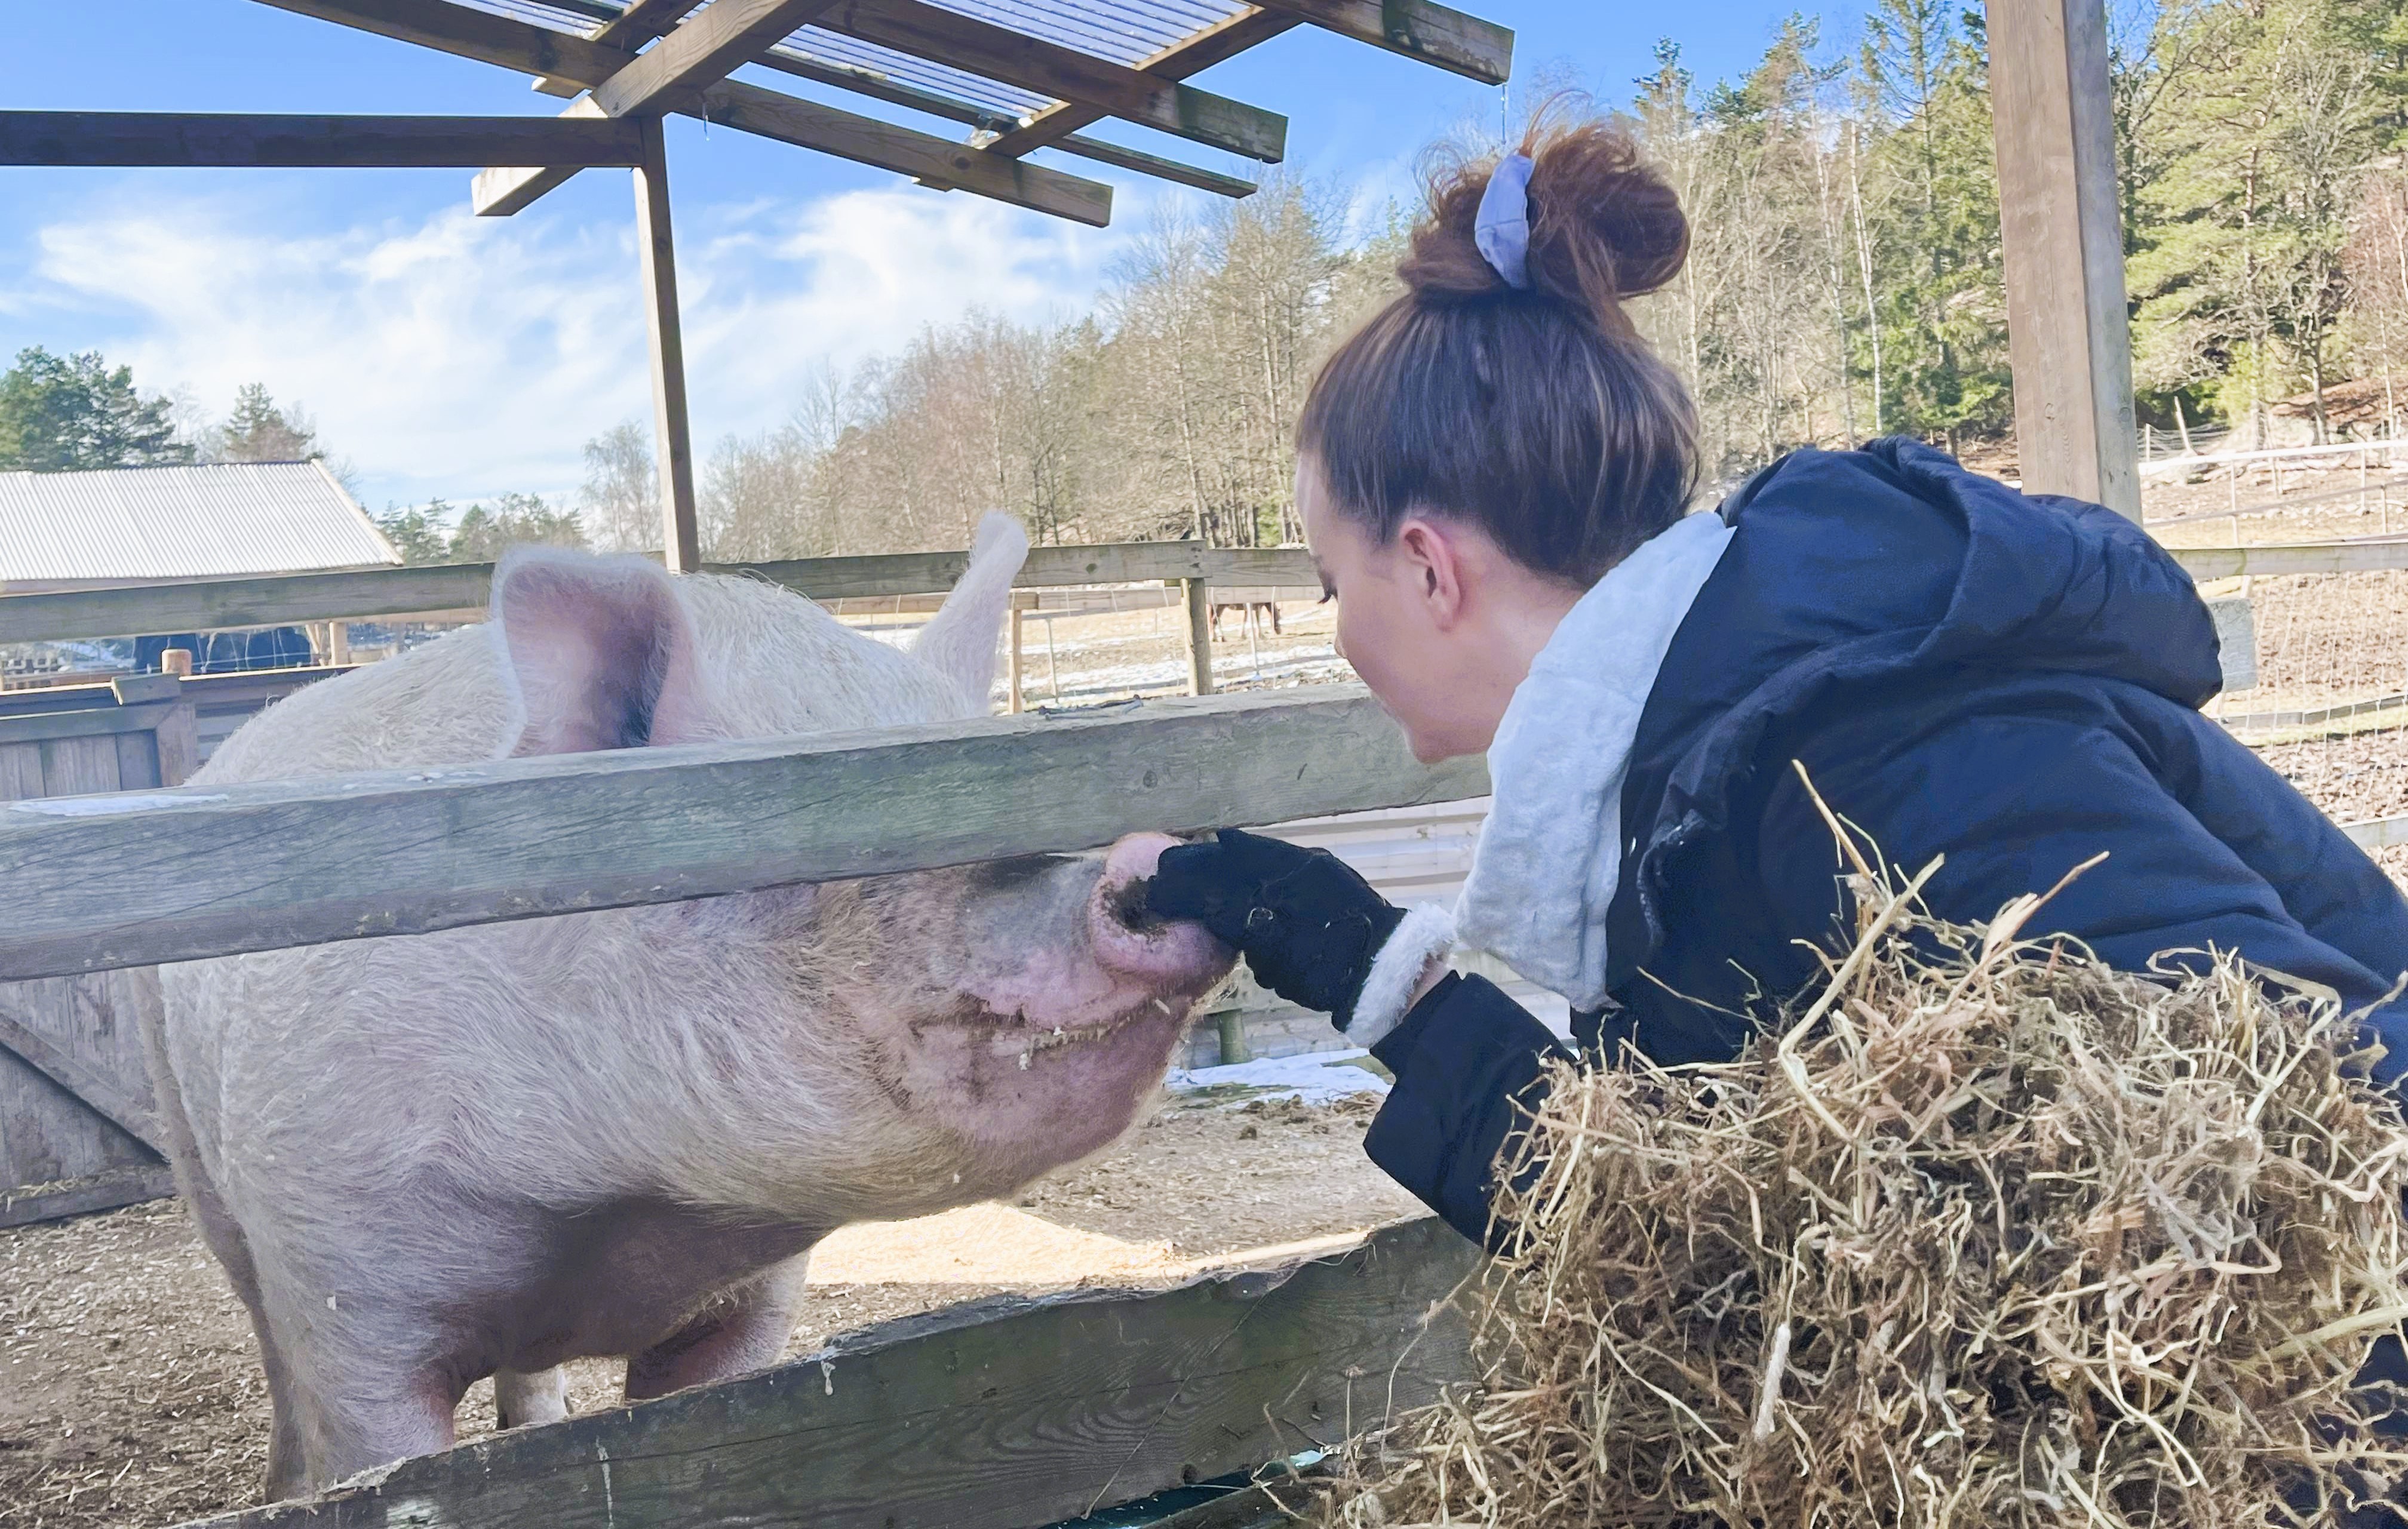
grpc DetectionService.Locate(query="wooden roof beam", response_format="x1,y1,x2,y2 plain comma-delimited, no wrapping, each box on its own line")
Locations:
532,0,708,97
474,78,1109,223
1249,0,1512,85
588,0,842,117
241,1,1110,221
814,0,1286,164
752,51,1257,197
984,7,1298,159
0,110,645,168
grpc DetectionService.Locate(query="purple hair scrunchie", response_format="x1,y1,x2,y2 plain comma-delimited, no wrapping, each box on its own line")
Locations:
1475,152,1534,290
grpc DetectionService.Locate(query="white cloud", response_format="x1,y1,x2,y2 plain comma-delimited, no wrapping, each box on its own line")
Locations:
7,179,1137,509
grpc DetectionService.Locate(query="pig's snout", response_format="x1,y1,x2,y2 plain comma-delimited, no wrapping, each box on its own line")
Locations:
1088,833,1227,981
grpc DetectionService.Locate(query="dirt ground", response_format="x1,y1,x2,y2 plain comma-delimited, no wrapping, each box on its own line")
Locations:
0,1093,1421,1529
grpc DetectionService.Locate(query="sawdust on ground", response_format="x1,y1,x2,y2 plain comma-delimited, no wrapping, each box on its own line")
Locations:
0,1093,1419,1529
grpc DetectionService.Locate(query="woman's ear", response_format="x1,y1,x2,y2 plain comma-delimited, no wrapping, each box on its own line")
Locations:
1394,517,1471,631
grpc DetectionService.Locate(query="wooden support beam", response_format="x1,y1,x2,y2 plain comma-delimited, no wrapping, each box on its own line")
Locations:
1986,0,2139,519
0,689,1485,980
251,0,1111,223
632,117,701,572
0,110,646,168
816,0,1286,164
2167,542,2408,579
0,1164,177,1230
1246,0,1512,85
698,79,1111,225
251,0,631,84
534,0,708,96
0,541,1251,645
591,0,840,116
754,50,1257,196
987,7,1299,158
472,97,604,217
170,1217,1478,1529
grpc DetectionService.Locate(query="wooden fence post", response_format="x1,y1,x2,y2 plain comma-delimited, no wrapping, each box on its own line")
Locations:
1181,577,1214,696
633,116,700,573
1986,0,2140,520
1006,604,1025,715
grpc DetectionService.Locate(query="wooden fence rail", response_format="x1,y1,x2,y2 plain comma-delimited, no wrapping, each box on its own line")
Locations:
0,689,1485,982
0,542,1325,644
0,536,2391,650
177,1216,1480,1529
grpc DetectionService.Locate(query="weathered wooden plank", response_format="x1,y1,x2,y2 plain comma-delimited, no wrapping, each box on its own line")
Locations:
0,110,646,168
632,117,702,574
0,1163,177,1230
2348,815,2408,851
113,730,164,792
987,7,1299,158
39,733,131,797
533,0,706,94
173,1217,1480,1529
1986,0,2139,519
1182,577,1215,696
1247,0,1512,84
470,99,606,217
253,0,1113,225
816,0,1286,163
0,689,1485,980
742,27,1256,195
254,0,628,78
2166,542,2408,579
0,702,171,749
0,542,1227,644
0,994,161,1153
696,78,1114,226
594,0,839,116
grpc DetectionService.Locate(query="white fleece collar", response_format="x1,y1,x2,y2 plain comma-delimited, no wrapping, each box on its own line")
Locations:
1454,511,1736,1012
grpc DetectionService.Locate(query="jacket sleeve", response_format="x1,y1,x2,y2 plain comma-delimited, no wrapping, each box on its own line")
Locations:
1763,700,2408,1084
1362,971,1573,1248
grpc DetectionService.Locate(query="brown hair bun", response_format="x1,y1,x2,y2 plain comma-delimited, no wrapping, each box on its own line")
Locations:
1296,104,1699,587
1402,112,1691,335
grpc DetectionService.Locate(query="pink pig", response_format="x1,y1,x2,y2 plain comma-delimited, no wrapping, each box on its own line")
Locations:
137,516,1231,1498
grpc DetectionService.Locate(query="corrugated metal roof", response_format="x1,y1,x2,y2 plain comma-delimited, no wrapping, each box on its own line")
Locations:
0,462,401,589
462,0,1255,130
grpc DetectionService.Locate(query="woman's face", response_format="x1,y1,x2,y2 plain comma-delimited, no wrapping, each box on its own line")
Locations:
1298,459,1519,764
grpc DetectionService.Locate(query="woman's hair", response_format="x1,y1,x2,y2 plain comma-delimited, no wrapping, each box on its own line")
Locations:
1297,109,1700,586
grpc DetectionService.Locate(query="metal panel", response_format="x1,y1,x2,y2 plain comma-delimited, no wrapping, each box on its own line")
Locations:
0,462,400,588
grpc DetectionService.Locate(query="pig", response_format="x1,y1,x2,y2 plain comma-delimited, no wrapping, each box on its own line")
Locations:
136,514,1233,1500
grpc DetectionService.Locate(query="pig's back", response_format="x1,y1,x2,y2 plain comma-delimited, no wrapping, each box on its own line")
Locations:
195,624,515,786
195,573,978,787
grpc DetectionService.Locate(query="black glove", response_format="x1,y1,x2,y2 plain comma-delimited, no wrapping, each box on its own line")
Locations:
1145,828,1405,1031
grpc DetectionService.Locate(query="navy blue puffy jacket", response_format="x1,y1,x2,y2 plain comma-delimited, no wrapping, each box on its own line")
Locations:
1366,439,2408,1245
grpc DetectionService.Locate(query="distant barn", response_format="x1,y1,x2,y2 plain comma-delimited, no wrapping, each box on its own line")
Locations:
0,460,399,678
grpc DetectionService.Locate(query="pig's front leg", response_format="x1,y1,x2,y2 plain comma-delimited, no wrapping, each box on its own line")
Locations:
625,1254,811,1400
494,1367,572,1429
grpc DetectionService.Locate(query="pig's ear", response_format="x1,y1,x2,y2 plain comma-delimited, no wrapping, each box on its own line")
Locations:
910,512,1028,714
490,549,711,755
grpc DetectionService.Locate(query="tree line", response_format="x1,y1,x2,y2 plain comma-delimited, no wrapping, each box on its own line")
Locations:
11,0,2406,562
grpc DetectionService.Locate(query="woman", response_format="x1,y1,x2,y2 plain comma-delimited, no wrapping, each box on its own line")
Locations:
1146,118,2408,1267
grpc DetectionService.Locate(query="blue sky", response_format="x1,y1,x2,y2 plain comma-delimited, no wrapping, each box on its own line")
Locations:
3,1,1851,510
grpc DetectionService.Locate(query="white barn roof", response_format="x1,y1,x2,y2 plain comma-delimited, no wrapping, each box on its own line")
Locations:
0,461,401,593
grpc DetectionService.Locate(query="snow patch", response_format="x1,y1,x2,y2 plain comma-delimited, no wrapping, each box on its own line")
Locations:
1165,1048,1390,1107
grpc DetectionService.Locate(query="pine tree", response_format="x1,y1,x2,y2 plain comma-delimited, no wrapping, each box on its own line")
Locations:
214,383,321,463
0,347,192,471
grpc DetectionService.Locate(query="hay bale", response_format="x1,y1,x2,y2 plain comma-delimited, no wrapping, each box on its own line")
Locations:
1315,854,2408,1527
